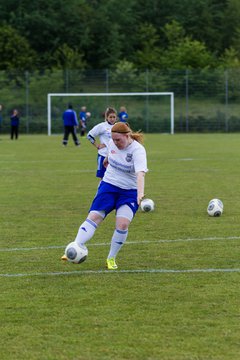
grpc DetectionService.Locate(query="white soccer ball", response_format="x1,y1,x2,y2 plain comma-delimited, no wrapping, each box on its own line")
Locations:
207,198,223,217
86,112,91,117
65,242,88,264
140,198,155,212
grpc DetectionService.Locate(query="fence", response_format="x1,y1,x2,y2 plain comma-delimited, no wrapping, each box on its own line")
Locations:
1,68,240,134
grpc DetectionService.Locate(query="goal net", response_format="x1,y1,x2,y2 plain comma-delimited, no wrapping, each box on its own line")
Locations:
47,92,174,135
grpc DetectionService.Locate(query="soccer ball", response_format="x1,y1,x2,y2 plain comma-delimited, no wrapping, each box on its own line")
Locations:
140,198,155,212
65,242,88,264
207,199,223,217
86,112,91,117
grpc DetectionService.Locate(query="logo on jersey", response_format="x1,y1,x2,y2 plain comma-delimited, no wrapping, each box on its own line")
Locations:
126,153,133,162
111,150,116,154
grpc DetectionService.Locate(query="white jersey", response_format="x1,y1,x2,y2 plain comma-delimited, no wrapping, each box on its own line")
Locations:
103,139,148,189
87,121,114,157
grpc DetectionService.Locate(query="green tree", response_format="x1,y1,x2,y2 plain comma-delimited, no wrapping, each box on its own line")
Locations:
0,0,239,69
222,0,240,51
173,0,227,54
134,23,161,69
85,0,139,68
0,25,36,70
3,0,93,68
52,44,86,70
219,47,240,68
110,60,146,91
110,60,138,88
160,21,216,69
232,27,240,56
163,20,185,46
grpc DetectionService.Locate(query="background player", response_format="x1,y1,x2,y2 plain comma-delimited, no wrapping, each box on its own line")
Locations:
10,108,20,140
79,106,91,137
62,104,80,146
118,106,129,123
87,107,118,179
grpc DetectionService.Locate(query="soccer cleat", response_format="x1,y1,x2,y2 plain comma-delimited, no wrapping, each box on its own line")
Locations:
106,257,118,270
61,254,68,261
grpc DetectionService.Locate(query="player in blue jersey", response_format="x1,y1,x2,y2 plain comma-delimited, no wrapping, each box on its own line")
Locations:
10,109,20,140
118,106,129,123
87,107,118,179
62,122,148,270
79,106,91,137
62,104,80,146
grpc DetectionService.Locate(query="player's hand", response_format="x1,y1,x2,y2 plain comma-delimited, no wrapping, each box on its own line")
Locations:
103,157,109,168
137,194,145,205
97,144,106,149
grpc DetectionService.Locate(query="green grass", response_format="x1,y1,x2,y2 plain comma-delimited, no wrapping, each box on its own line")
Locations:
0,133,240,360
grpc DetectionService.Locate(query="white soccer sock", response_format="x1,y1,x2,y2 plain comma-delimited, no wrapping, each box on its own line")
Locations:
75,218,98,246
107,229,128,259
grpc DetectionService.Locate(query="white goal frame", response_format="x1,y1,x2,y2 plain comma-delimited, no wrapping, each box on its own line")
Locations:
47,92,174,135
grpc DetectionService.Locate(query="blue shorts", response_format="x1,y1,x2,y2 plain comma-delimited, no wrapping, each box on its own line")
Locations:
96,154,106,178
89,181,139,217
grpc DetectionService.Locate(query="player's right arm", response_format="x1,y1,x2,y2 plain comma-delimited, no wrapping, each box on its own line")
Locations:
87,123,106,149
87,133,105,149
103,156,109,168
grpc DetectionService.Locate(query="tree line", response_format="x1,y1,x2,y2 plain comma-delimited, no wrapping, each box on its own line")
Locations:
0,0,240,71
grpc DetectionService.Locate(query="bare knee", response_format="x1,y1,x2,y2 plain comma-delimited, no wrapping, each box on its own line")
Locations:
88,211,105,225
116,217,130,231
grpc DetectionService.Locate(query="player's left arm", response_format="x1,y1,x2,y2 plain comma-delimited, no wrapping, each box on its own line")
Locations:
136,171,145,205
134,146,148,205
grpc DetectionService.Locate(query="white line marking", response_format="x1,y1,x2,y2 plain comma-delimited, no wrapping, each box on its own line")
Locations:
0,268,240,278
1,236,240,253
178,158,194,161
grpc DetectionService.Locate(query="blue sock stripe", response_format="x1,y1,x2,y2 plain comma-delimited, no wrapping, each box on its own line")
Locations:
86,219,98,229
116,229,128,234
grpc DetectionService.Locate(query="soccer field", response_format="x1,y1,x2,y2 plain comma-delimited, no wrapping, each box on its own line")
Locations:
0,133,239,360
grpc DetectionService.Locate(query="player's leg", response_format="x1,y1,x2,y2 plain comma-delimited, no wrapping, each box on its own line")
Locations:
62,126,70,146
10,125,14,139
106,205,133,270
13,126,17,139
71,126,80,146
62,181,115,261
80,124,86,136
74,211,104,246
61,211,104,261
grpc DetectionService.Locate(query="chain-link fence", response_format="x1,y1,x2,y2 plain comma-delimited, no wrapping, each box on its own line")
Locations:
1,68,240,134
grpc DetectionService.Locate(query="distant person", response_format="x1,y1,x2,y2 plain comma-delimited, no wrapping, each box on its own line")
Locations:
62,104,80,147
79,106,91,137
87,107,118,179
10,109,20,140
118,106,129,123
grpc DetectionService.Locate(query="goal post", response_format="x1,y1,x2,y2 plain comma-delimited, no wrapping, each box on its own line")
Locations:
47,92,174,136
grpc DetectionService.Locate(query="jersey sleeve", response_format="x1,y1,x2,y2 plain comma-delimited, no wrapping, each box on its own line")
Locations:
133,146,148,173
73,111,78,126
87,123,103,138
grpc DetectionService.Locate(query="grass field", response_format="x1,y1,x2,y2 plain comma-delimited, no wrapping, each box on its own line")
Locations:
0,133,239,360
